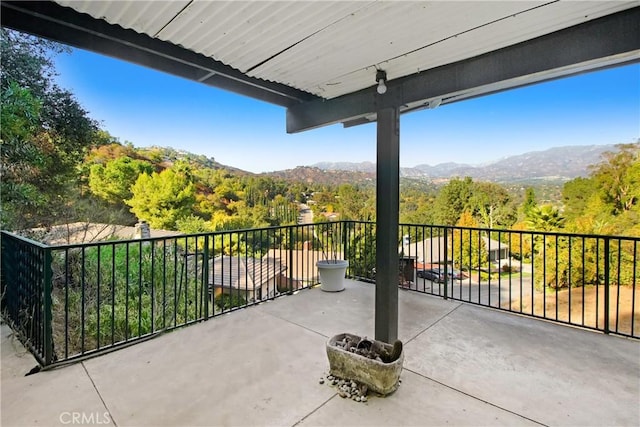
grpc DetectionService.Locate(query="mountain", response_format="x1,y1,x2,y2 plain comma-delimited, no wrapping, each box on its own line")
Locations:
311,144,619,183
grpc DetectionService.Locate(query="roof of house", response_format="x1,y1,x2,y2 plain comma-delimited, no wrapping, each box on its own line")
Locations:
209,255,287,291
482,237,510,252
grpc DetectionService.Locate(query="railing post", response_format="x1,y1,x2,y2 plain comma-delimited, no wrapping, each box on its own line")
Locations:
342,221,349,275
443,227,448,300
288,226,294,292
203,235,210,319
603,237,610,334
43,246,53,366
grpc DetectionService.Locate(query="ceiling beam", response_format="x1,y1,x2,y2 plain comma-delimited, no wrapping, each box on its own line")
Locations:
287,7,640,133
0,0,319,108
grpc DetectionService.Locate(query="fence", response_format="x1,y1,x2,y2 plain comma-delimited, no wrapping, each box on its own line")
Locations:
1,221,638,366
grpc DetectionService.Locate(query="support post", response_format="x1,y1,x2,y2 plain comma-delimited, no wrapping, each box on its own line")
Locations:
375,107,400,343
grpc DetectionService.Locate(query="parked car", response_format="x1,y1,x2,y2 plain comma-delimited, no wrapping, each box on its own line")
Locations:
448,269,465,280
417,268,445,282
417,268,465,282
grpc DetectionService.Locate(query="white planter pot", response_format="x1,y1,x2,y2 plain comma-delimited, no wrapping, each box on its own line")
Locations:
317,260,349,292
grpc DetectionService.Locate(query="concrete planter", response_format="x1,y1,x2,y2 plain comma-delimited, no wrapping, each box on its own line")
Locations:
326,333,404,396
317,260,348,292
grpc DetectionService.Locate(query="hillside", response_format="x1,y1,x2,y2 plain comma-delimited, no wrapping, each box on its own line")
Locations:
260,166,375,187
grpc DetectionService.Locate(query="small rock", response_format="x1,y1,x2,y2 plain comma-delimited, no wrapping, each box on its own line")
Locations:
319,378,325,385
361,396,367,402
339,391,348,398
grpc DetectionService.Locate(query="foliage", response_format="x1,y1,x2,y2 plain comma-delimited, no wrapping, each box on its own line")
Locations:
213,293,247,311
346,223,377,280
430,177,516,228
562,143,639,236
126,169,196,229
0,29,101,229
451,211,487,270
51,242,207,356
525,205,564,232
432,177,475,225
519,187,537,221
89,156,154,204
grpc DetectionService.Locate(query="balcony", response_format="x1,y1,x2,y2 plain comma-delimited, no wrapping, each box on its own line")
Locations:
1,222,639,426
3,278,639,426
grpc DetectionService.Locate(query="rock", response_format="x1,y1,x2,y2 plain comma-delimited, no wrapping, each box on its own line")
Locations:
319,378,325,384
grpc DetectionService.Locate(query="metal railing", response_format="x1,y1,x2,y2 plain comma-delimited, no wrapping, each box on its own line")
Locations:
392,223,639,338
1,221,638,366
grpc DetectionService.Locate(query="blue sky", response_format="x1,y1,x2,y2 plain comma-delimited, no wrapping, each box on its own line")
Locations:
55,48,639,173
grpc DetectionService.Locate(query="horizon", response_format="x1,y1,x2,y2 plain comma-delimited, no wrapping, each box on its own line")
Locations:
54,46,639,174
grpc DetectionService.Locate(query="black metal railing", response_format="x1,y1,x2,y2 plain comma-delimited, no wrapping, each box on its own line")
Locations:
1,232,53,366
392,223,639,338
1,221,638,366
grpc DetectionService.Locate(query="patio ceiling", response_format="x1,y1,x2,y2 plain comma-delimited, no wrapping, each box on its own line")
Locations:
1,1,639,133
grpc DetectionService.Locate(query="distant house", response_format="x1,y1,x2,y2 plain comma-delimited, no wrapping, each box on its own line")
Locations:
208,255,287,302
400,235,509,269
400,237,451,269
482,237,510,264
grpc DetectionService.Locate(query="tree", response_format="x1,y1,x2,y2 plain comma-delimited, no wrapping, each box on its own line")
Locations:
126,168,196,229
520,187,537,220
562,177,596,223
525,205,564,232
470,181,515,228
451,211,487,271
89,156,154,204
0,83,44,227
432,177,475,225
1,29,100,229
590,143,639,216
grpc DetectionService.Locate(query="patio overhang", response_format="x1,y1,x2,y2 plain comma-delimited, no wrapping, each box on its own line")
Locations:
2,0,639,342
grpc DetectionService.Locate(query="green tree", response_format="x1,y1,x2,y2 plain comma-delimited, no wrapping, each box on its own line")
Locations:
0,83,44,227
89,156,154,204
525,205,564,232
451,211,487,271
126,168,196,229
470,181,515,228
1,29,100,228
520,187,537,220
562,177,596,223
432,177,475,225
591,143,639,216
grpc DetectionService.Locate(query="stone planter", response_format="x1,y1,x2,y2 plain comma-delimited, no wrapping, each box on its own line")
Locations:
326,333,404,396
317,260,348,292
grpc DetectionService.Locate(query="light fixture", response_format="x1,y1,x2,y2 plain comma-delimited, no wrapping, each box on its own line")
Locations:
376,70,387,95
428,98,442,109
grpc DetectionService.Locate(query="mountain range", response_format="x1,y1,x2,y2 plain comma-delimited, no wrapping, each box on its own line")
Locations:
312,144,620,183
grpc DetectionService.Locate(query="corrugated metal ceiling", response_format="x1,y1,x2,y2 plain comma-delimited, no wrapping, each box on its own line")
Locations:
55,0,637,100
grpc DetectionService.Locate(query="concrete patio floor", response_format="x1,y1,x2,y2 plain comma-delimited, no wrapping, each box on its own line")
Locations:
2,280,639,427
